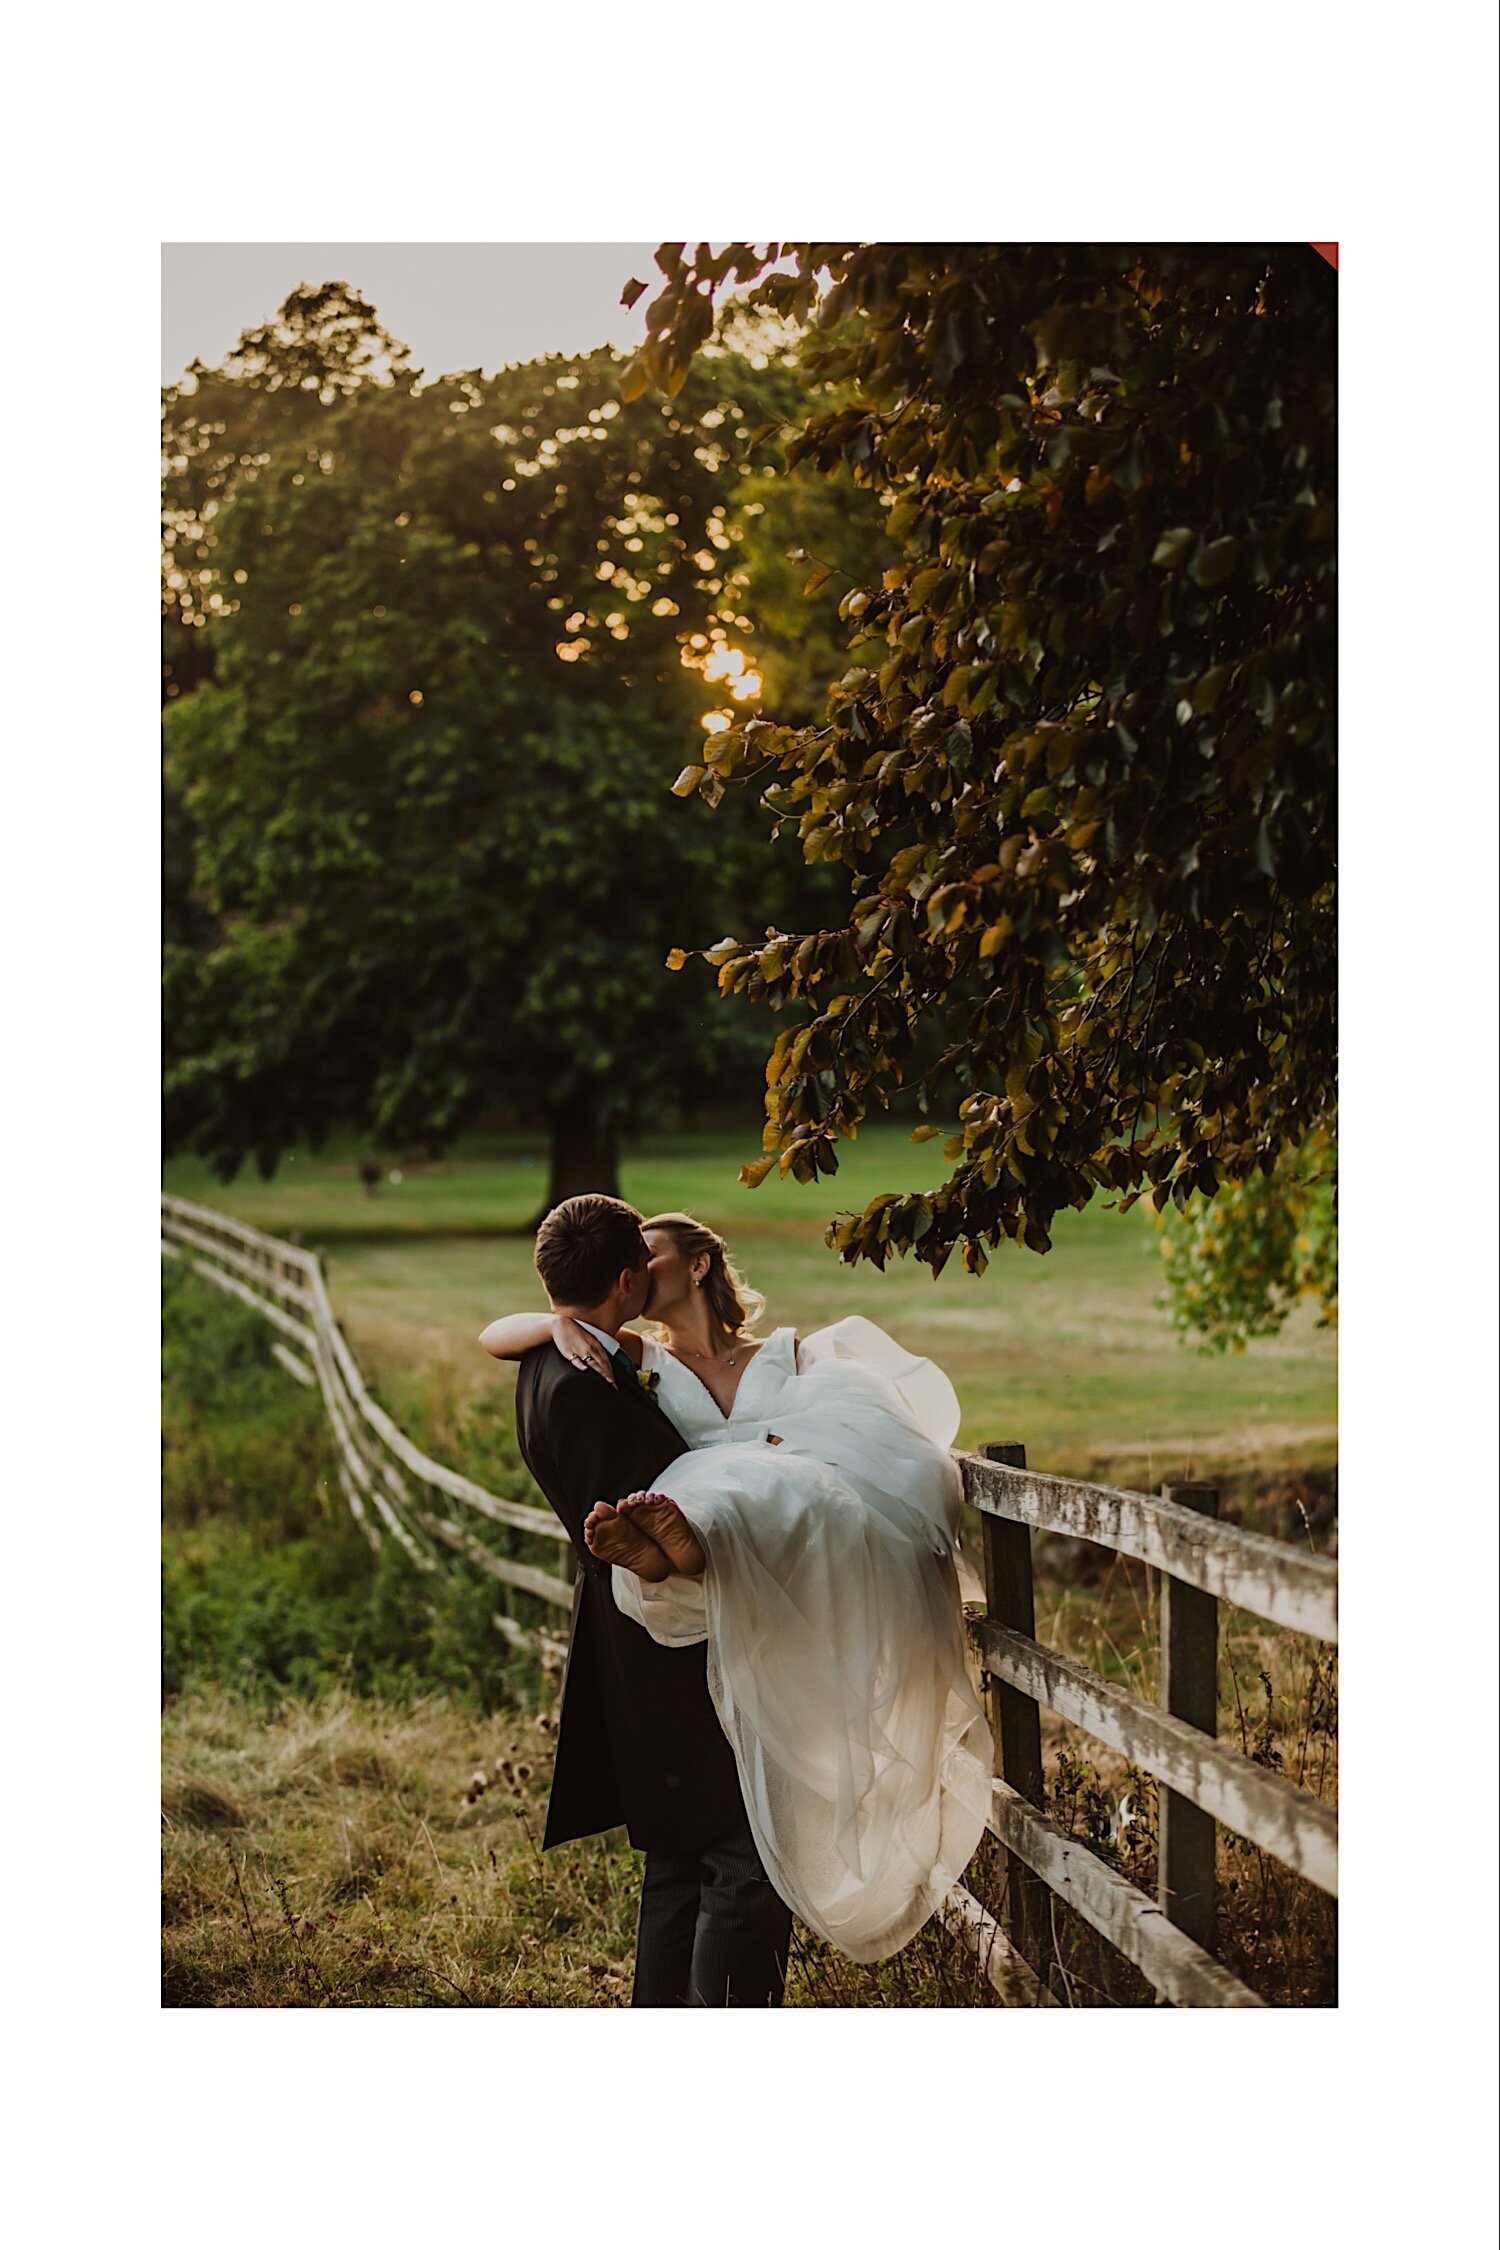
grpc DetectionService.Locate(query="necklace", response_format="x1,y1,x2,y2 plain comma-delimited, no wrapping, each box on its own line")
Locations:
677,1337,743,1369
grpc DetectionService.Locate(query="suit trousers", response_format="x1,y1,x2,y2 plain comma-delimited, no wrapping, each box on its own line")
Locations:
631,1803,793,2008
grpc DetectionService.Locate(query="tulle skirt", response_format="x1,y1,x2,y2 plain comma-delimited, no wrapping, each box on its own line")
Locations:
611,1325,993,1962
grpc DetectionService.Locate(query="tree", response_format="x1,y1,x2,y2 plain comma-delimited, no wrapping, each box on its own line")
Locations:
1156,1124,1336,1352
163,282,409,705
626,244,1336,1276
163,326,840,1206
163,286,411,1122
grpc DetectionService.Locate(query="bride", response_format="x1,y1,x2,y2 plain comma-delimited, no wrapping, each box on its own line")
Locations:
481,1211,992,1964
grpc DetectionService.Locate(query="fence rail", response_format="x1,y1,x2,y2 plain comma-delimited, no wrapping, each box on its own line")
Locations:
164,1192,1337,2006
961,1453,1338,1642
161,1193,573,1656
959,1440,1337,2008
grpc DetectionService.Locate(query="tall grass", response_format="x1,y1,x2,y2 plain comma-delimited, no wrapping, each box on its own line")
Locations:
162,1684,1022,2007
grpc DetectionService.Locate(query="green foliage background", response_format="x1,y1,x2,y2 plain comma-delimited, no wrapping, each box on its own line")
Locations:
162,1259,532,1710
1156,1126,1336,1352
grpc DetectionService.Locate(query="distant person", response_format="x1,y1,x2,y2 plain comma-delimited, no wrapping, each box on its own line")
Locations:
358,1154,382,1197
480,1196,990,1992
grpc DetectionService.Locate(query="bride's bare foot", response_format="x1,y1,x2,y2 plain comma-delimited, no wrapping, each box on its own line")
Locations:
583,1502,672,1582
617,1491,706,1577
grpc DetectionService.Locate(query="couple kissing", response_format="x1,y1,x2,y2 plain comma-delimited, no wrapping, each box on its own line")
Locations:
481,1193,991,2007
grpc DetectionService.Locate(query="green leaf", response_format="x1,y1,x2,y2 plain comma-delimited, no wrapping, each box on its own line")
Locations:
1191,536,1240,587
1194,664,1231,714
1151,526,1196,569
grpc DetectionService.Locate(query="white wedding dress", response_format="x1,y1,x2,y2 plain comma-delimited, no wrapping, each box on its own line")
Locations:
610,1317,993,1962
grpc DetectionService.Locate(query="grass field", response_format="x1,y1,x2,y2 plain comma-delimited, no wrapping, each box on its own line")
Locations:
164,1123,1336,1489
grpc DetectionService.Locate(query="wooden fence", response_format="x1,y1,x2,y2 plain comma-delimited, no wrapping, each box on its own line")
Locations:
163,1191,1337,2007
943,1441,1338,2009
160,1193,574,1662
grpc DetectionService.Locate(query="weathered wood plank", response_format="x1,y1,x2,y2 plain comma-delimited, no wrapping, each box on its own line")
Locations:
162,1193,321,1277
337,1464,383,1552
942,1882,1058,2007
971,1618,1338,1895
960,1455,1338,1642
300,1262,569,1543
169,1250,321,1354
277,1300,428,1566
310,1336,436,1569
490,1609,570,1666
270,1341,317,1388
162,1214,316,1308
986,1780,1266,2008
413,1511,574,1610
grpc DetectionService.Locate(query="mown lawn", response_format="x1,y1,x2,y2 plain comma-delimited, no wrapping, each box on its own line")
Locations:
164,1124,1335,1487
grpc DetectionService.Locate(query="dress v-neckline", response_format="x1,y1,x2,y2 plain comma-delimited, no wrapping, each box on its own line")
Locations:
660,1330,776,1422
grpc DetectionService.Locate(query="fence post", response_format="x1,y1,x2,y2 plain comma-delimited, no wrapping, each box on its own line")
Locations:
979,1442,1047,1970
1158,1480,1221,1953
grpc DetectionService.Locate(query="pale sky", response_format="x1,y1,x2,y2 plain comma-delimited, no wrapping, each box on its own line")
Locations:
162,242,661,385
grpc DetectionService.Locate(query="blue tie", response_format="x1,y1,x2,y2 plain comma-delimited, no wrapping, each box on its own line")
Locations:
607,1342,638,1391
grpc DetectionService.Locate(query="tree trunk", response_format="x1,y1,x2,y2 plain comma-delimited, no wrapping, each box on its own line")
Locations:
532,1113,621,1228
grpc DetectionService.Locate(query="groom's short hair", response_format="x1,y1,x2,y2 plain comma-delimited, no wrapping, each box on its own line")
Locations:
534,1194,647,1307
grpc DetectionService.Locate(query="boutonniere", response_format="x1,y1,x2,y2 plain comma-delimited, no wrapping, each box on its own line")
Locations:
612,1353,660,1395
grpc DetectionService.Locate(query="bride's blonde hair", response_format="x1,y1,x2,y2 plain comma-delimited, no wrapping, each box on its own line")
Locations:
643,1212,766,1343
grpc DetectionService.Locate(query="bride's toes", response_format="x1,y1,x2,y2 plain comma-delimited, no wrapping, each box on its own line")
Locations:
583,1501,671,1582
620,1493,706,1578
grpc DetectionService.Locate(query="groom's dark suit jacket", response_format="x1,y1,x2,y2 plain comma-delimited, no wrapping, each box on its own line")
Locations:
515,1342,744,1854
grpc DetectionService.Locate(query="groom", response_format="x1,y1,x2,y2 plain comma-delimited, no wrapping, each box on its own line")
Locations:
513,1192,792,2007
